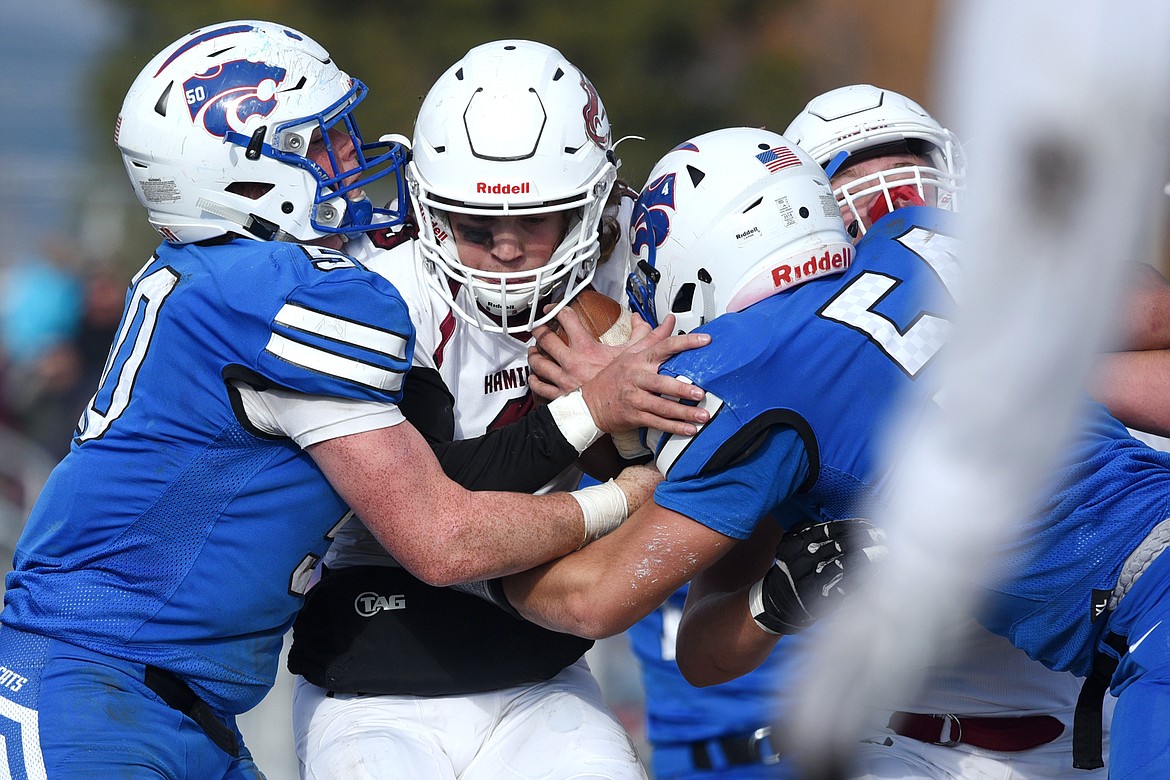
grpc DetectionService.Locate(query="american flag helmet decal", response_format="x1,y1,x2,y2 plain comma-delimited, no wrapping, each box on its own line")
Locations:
755,145,802,173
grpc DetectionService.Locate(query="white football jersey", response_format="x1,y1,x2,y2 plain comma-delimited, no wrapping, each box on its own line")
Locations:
322,231,631,569
897,619,1085,716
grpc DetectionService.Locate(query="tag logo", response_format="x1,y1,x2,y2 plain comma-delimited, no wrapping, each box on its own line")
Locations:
355,592,406,617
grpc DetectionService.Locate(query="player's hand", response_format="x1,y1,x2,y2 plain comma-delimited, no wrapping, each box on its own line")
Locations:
529,313,712,436
529,307,652,395
750,518,886,635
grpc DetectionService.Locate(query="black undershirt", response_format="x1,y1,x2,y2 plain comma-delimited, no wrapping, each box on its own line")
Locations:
396,366,581,492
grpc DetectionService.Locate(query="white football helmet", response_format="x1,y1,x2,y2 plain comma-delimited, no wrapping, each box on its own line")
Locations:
409,39,618,333
784,84,964,235
115,20,408,245
626,128,854,335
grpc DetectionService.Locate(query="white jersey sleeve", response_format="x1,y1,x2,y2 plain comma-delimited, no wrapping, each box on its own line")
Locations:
230,380,405,448
352,237,442,371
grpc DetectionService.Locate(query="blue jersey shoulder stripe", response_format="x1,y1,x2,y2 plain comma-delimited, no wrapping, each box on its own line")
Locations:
273,303,410,361
266,301,410,391
653,389,726,479
264,332,405,392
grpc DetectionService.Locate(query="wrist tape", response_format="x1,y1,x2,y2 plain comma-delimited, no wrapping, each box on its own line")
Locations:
612,429,651,460
749,578,783,636
548,388,604,453
569,478,628,548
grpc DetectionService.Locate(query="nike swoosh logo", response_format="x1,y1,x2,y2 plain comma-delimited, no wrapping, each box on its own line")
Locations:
1130,621,1163,653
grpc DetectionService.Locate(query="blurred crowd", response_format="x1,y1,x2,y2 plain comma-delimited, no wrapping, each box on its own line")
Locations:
0,239,124,576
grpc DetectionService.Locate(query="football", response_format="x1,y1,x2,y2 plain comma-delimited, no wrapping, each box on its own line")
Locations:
550,289,632,346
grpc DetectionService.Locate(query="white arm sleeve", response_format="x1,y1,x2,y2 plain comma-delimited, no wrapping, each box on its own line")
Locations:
230,380,406,448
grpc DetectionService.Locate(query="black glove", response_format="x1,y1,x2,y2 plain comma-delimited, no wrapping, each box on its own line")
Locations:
750,518,884,635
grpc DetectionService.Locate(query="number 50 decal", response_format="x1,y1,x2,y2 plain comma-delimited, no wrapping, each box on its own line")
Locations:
76,266,180,443
819,227,960,378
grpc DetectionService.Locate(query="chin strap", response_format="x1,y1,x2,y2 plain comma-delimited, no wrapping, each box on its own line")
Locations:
196,198,298,242
197,192,376,242
698,267,717,329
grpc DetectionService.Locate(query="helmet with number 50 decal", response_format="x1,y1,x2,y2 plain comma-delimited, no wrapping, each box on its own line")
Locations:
115,20,408,245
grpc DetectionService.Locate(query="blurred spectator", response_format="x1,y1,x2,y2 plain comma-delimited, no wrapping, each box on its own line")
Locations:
72,264,124,382
1,241,121,461
0,244,83,367
6,340,87,461
0,426,55,591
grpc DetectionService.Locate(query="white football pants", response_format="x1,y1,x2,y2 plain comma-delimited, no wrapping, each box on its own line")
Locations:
293,658,647,779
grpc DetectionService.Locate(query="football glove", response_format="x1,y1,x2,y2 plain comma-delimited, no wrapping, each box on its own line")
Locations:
749,518,885,635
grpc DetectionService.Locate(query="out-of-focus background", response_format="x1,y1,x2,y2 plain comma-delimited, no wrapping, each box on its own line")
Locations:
0,2,938,778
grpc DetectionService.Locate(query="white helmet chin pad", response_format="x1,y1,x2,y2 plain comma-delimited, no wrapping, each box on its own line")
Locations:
409,39,617,334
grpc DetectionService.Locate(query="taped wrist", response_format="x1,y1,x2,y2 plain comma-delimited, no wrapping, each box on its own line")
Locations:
548,389,604,453
569,478,629,548
612,429,652,460
748,563,810,635
447,578,522,619
749,578,784,635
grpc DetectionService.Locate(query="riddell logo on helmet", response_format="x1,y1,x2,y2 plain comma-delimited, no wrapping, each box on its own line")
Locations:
476,182,531,195
426,216,448,243
771,246,854,289
832,122,893,145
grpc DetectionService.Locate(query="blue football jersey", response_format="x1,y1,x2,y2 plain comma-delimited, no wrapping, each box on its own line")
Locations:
651,206,955,539
983,408,1170,675
3,238,415,713
649,206,1170,676
630,586,796,746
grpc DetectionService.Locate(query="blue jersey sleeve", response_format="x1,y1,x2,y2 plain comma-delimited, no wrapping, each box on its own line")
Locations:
5,239,418,714
652,415,809,540
214,242,416,404
648,322,813,540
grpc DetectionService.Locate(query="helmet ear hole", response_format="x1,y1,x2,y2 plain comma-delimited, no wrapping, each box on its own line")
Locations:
225,182,274,200
672,283,695,313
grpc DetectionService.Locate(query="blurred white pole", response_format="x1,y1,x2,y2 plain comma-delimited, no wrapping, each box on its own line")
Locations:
786,2,1170,776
